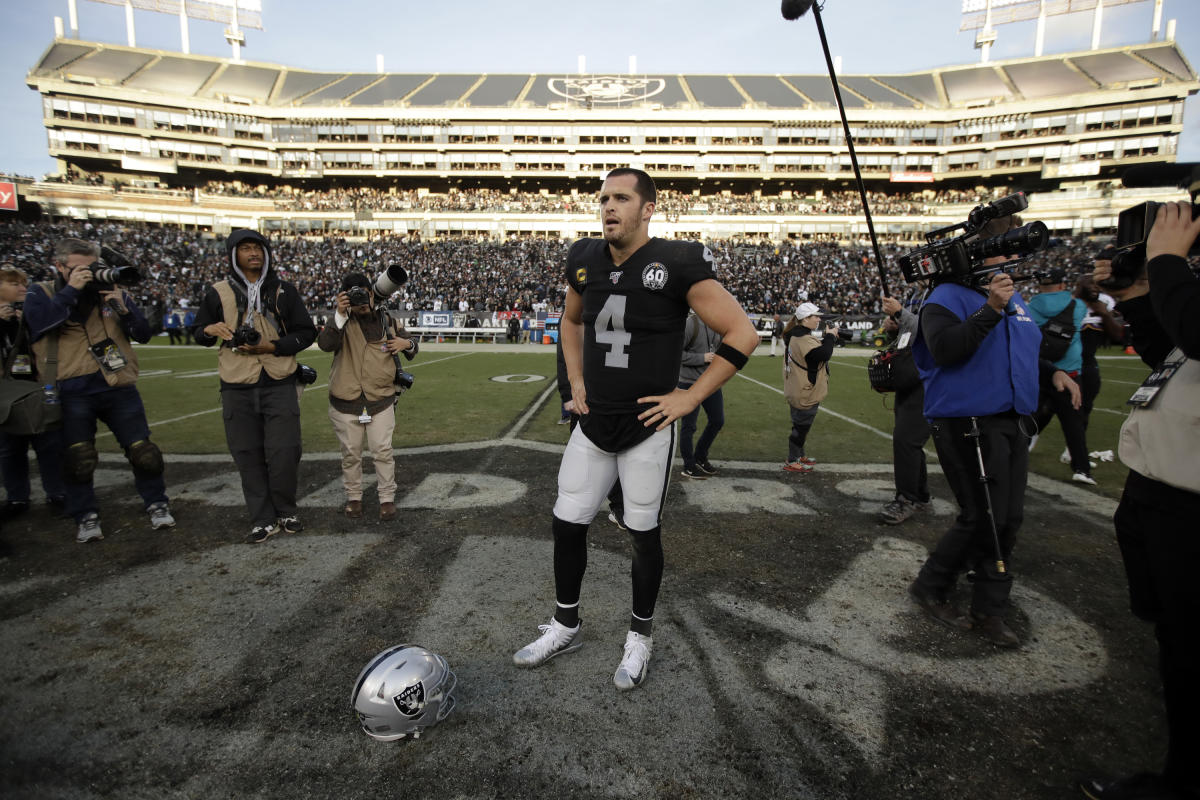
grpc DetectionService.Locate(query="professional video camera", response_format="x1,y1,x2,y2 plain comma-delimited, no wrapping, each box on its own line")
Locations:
1098,165,1200,290
896,192,1049,284
88,246,144,289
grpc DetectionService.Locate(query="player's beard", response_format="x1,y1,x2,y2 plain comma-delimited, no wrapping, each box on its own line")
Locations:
603,209,642,248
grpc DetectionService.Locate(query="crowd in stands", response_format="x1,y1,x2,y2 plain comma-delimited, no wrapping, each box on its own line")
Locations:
0,218,1112,326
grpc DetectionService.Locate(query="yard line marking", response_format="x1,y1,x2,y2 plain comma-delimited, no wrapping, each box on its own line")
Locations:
736,372,894,441
504,382,559,441
96,352,474,437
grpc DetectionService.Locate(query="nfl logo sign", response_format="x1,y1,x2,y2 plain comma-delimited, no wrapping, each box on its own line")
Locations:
609,271,622,284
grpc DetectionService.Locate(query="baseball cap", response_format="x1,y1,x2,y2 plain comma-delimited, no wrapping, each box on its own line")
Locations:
795,302,822,320
1037,267,1065,285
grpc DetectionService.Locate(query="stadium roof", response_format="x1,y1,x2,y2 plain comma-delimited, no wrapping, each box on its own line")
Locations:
29,38,1197,111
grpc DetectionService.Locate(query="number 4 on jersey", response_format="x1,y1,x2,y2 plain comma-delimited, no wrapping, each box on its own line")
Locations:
595,294,631,369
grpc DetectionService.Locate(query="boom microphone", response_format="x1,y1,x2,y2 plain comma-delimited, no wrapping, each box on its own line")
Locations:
781,0,815,20
1121,162,1200,190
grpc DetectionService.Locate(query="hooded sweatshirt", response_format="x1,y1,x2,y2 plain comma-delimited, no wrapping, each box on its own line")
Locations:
191,229,316,389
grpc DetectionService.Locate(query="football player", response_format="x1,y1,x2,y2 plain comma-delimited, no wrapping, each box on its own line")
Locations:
513,168,759,690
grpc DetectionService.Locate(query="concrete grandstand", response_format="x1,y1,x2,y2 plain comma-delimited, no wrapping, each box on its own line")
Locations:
13,34,1200,240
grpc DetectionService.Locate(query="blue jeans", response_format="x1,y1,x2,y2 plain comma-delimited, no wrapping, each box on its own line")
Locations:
0,429,66,503
62,386,168,522
678,382,724,469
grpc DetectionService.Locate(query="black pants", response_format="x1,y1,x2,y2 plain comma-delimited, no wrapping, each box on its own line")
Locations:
677,382,724,470
1115,472,1200,797
892,383,931,504
1080,362,1101,431
221,382,302,528
915,413,1028,617
1034,374,1089,472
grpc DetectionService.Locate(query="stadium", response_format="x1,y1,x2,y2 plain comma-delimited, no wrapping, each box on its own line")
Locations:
1,1,1198,798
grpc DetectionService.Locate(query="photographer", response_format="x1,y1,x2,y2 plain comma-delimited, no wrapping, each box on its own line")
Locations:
0,266,66,519
1079,202,1200,800
192,229,315,544
907,216,1080,648
316,273,417,522
24,239,175,543
782,302,838,473
877,295,931,525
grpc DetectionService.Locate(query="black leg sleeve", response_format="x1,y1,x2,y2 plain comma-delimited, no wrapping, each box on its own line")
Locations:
552,515,589,626
629,526,664,628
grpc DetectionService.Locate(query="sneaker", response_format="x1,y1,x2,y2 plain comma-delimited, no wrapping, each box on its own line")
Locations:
1059,448,1071,464
246,523,278,544
1072,472,1098,486
608,510,627,531
1028,433,1039,452
2,500,30,520
695,459,719,476
556,417,572,425
798,456,816,466
879,497,919,525
613,631,653,691
782,460,813,473
512,618,583,667
680,467,706,479
147,502,176,530
278,516,303,534
76,512,103,543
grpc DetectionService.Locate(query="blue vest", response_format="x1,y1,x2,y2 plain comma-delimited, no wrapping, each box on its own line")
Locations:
914,282,1041,418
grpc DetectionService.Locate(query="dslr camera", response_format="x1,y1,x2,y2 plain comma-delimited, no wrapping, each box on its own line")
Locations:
230,324,261,348
88,246,144,289
897,193,1049,284
346,286,372,307
822,315,855,342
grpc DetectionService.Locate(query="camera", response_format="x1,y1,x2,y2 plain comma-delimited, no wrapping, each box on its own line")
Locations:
897,192,1049,284
346,286,372,307
87,246,143,289
295,364,317,385
230,325,261,348
822,316,855,342
1098,201,1200,291
395,369,415,392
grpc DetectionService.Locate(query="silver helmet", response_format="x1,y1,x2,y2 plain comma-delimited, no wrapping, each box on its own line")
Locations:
352,644,457,741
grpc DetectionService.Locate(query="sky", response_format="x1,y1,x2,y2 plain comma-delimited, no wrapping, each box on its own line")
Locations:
1,0,1198,179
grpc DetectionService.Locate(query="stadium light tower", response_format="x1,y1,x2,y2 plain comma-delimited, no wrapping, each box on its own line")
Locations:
961,0,1151,62
79,0,263,59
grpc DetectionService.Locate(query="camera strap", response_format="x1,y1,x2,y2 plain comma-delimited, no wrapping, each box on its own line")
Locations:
225,279,286,334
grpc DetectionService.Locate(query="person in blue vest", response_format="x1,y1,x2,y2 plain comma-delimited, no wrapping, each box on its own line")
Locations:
163,309,183,345
908,214,1081,648
1027,267,1093,484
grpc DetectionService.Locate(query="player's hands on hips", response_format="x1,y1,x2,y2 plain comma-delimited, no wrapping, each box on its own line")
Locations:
1052,370,1082,410
1146,201,1200,263
638,388,699,431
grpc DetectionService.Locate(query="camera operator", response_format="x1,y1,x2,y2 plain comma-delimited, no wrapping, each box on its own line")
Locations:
907,216,1081,647
23,239,175,543
192,229,316,544
316,273,417,522
1079,202,1200,800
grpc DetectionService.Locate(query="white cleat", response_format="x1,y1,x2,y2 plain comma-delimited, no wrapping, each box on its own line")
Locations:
513,618,582,667
613,631,652,691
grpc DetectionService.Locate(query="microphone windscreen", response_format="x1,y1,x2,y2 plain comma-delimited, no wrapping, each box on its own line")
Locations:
1121,162,1200,189
781,0,814,20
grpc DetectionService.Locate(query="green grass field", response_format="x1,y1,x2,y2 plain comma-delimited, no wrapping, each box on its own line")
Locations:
119,341,1147,500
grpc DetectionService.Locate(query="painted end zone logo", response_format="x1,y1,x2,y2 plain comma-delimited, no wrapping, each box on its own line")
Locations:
0,181,18,212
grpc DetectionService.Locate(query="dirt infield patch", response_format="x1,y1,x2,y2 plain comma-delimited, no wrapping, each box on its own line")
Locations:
0,448,1161,800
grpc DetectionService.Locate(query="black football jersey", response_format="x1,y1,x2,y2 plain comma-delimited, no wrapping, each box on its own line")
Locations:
565,237,715,417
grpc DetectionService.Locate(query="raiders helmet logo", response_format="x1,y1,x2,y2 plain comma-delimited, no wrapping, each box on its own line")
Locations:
394,681,426,717
575,267,587,284
642,263,668,291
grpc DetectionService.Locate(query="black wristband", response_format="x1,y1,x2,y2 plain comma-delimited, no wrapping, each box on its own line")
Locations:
715,342,748,370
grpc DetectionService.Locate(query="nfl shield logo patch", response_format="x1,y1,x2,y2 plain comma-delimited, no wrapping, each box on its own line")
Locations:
610,271,623,284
